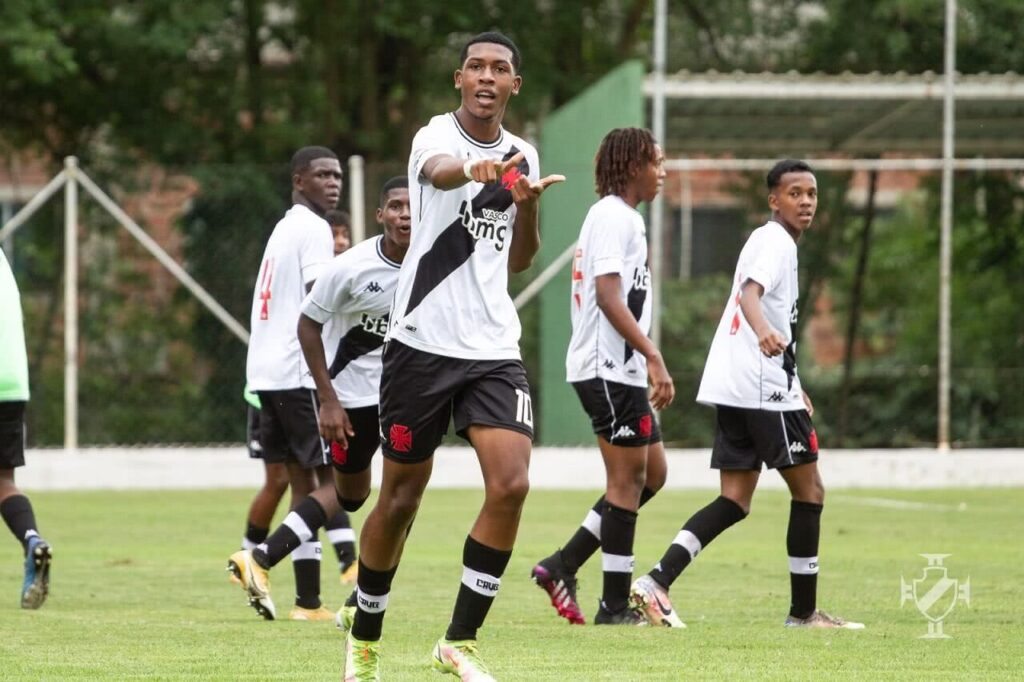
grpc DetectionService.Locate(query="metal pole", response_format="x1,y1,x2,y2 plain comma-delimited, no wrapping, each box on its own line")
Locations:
650,0,667,348
0,170,68,242
348,155,366,244
63,157,79,451
938,0,956,451
679,171,693,280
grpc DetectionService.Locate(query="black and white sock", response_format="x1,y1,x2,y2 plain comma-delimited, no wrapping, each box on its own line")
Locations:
561,487,655,574
324,509,357,569
445,536,512,642
0,495,39,553
788,500,823,619
351,561,397,642
649,495,746,589
600,503,638,613
253,496,327,569
242,522,268,551
291,536,323,609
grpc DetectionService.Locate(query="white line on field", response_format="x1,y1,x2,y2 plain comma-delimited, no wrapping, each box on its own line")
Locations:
833,495,968,512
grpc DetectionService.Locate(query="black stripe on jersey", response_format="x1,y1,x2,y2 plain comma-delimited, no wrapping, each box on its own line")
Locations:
328,319,388,378
402,147,528,318
623,281,647,364
449,112,504,149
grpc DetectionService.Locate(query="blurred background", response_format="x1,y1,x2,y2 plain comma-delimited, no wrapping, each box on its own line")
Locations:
2,0,1022,449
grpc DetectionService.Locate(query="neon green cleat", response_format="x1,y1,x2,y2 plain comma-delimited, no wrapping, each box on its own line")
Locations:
344,633,381,682
335,604,357,633
226,549,275,620
431,638,496,681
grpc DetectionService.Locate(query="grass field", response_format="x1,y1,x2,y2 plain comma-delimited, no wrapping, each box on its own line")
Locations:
0,487,1020,680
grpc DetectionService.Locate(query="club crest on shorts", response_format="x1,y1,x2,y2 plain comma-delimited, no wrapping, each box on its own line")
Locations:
389,424,413,453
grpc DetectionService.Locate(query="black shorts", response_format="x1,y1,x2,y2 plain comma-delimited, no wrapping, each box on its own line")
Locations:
246,405,264,459
0,401,27,469
378,340,534,463
710,406,819,471
330,405,380,474
256,389,329,469
571,379,661,447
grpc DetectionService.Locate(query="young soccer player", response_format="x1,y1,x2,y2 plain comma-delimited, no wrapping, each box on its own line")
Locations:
0,246,52,609
629,159,864,630
326,209,352,255
229,177,411,623
228,146,341,621
532,127,676,627
343,32,564,682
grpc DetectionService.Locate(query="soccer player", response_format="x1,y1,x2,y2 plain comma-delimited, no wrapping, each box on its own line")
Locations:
629,159,864,630
532,128,676,627
230,176,411,623
0,246,52,609
343,31,564,682
326,208,352,256
228,146,341,621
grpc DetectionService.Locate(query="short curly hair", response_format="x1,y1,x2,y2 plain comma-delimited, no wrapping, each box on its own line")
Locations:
594,128,658,198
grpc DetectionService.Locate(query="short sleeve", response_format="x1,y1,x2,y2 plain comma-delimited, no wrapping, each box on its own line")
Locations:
411,120,449,185
301,257,352,324
742,229,787,293
588,204,631,277
298,219,333,285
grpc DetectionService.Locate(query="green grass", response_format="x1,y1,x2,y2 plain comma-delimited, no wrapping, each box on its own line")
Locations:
0,487,1021,680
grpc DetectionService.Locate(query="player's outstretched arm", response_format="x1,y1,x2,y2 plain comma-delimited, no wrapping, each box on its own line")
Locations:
508,168,565,273
594,274,675,410
739,279,787,357
421,152,530,190
297,313,354,446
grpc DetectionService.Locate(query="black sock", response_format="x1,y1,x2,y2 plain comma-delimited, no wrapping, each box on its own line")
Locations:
599,503,638,613
324,509,357,568
788,500,823,619
254,496,327,569
1,495,39,553
352,561,398,642
242,522,268,550
560,487,655,575
445,536,512,641
649,495,746,589
291,534,323,609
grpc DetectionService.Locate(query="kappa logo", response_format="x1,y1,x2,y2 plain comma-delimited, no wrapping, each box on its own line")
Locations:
603,359,616,370
613,425,636,440
767,392,785,402
788,441,808,454
363,281,383,294
389,424,412,453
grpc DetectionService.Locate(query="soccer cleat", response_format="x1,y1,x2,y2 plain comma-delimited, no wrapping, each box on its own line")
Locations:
530,553,585,625
226,549,276,620
593,600,648,626
629,574,686,628
340,560,359,585
784,609,865,629
289,604,335,621
344,633,381,682
20,536,52,609
431,638,496,681
335,604,356,633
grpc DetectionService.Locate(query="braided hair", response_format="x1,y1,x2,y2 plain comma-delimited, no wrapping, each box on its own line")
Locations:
594,128,658,198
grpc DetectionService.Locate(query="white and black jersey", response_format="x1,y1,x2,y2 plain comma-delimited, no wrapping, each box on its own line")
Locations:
300,236,400,408
247,204,333,391
697,220,804,410
387,113,540,360
565,195,652,388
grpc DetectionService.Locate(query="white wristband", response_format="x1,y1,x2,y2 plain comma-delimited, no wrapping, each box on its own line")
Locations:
463,159,475,180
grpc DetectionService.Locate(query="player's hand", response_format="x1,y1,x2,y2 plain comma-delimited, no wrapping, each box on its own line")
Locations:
510,172,566,206
756,326,787,357
319,399,354,448
802,391,815,417
646,352,675,410
466,151,526,184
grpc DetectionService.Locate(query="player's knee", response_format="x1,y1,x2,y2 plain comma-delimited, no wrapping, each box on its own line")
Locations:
380,492,422,525
337,492,369,513
487,472,530,508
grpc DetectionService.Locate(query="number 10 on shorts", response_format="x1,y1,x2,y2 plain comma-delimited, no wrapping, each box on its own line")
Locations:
515,388,533,427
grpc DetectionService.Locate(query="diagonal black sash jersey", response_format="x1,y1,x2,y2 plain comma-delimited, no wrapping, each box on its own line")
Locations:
300,236,400,408
388,113,540,361
565,195,652,388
